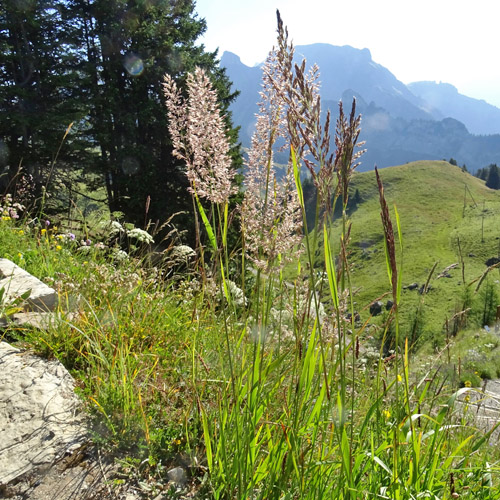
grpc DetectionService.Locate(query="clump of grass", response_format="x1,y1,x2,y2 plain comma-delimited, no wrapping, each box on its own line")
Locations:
161,11,500,499
2,11,500,499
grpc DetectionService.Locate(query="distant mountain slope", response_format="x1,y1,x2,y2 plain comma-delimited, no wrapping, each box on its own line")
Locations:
221,45,500,171
408,81,500,136
338,160,500,336
220,45,437,145
220,52,262,143
351,95,500,171
293,44,436,121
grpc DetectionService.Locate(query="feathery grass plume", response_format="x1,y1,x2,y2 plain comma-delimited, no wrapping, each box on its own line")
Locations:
271,12,365,226
335,99,365,207
240,30,302,272
375,166,398,310
272,11,338,216
163,67,236,205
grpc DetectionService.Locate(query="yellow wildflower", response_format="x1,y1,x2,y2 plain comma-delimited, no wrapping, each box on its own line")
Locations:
397,374,402,382
56,245,62,251
41,228,47,235
383,409,391,419
18,229,24,236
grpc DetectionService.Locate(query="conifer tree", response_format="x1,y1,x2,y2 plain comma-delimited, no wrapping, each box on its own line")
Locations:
67,0,240,231
1,0,240,236
0,0,94,204
486,163,500,190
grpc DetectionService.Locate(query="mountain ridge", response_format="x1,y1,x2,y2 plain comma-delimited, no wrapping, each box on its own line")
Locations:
221,45,500,171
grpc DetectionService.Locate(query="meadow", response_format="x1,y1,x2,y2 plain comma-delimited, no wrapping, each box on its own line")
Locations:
2,18,500,500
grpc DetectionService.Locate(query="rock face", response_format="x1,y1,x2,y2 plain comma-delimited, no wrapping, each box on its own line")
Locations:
0,258,58,312
0,342,88,486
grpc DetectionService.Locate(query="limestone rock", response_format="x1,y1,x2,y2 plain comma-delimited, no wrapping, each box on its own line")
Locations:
0,342,88,486
0,259,58,312
167,466,188,485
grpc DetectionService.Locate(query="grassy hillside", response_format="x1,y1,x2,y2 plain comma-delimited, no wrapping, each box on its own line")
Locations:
3,160,500,497
336,160,500,352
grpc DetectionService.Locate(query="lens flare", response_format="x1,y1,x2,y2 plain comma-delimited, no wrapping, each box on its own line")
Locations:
122,156,140,175
124,54,144,76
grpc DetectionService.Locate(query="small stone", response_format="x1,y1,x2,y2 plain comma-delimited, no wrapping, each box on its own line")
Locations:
369,301,383,317
167,466,188,485
405,282,419,291
485,257,500,267
124,494,140,500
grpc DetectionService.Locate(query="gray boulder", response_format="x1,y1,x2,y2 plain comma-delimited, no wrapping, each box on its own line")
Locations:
0,342,88,486
0,258,57,312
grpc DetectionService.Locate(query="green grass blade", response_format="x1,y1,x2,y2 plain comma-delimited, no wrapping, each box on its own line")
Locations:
324,223,339,309
394,204,403,304
291,146,304,208
201,408,214,473
195,194,217,251
222,201,228,248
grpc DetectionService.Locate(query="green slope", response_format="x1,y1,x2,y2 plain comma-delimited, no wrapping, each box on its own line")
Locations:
331,160,500,346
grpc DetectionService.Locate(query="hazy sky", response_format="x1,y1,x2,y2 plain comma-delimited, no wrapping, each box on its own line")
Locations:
194,0,500,108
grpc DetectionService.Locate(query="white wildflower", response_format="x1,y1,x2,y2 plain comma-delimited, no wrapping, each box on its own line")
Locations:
225,279,247,307
170,244,196,261
111,249,129,262
127,228,154,244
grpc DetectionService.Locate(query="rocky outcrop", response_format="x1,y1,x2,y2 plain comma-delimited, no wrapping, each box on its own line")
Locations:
0,342,88,486
0,258,57,312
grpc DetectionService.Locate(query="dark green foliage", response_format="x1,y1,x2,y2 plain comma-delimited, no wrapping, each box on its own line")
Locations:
1,0,241,241
0,0,96,206
301,175,317,231
475,163,500,189
449,158,458,166
473,278,499,327
66,0,241,236
485,164,500,189
302,177,362,232
475,167,489,181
